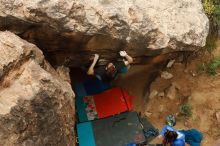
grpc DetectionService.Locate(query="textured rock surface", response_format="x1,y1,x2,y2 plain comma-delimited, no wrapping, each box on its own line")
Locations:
56,66,71,84
0,0,209,67
0,31,75,146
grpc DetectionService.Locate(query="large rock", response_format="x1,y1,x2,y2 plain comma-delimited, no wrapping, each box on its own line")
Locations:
0,31,75,146
0,0,209,67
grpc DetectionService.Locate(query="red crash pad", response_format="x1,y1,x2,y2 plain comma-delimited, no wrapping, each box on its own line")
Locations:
92,87,134,118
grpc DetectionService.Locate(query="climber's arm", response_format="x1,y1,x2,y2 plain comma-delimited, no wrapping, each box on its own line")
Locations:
87,54,99,75
119,51,133,66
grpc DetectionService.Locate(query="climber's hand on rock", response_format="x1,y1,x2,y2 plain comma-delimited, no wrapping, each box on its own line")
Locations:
119,51,127,57
94,54,99,61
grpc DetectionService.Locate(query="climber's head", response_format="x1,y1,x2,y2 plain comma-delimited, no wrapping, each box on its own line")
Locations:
105,63,117,79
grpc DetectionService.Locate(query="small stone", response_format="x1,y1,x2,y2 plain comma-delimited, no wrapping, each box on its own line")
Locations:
149,90,158,99
190,70,197,77
144,111,152,117
209,83,215,87
159,105,164,112
184,69,188,73
192,114,198,121
161,71,173,79
158,92,165,97
166,85,177,100
172,82,181,90
216,111,220,123
184,121,188,127
126,36,131,42
166,60,175,68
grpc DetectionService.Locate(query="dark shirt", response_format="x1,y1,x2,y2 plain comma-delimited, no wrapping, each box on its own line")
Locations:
94,61,126,82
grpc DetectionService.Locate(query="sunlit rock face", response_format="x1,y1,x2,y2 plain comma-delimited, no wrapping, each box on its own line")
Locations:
0,0,209,67
0,31,75,146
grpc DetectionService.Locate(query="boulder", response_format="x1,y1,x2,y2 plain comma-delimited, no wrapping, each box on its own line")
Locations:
0,0,209,67
0,31,75,146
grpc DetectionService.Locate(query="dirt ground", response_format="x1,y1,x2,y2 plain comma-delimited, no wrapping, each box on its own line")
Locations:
113,39,220,146
146,39,220,146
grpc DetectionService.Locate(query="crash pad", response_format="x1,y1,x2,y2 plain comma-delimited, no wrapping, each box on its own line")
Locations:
77,122,96,146
76,87,134,122
76,112,158,146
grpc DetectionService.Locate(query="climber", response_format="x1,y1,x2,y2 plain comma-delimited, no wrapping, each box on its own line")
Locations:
87,51,133,82
155,114,203,146
157,114,185,146
162,130,185,146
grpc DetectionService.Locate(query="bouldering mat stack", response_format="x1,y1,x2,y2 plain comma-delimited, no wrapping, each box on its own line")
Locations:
76,87,134,122
74,73,158,145
77,112,158,146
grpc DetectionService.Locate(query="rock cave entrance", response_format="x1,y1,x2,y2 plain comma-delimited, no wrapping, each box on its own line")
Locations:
1,17,171,111
1,18,175,146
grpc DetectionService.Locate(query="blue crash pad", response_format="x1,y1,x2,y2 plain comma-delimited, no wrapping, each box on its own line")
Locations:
76,96,88,122
77,122,96,146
